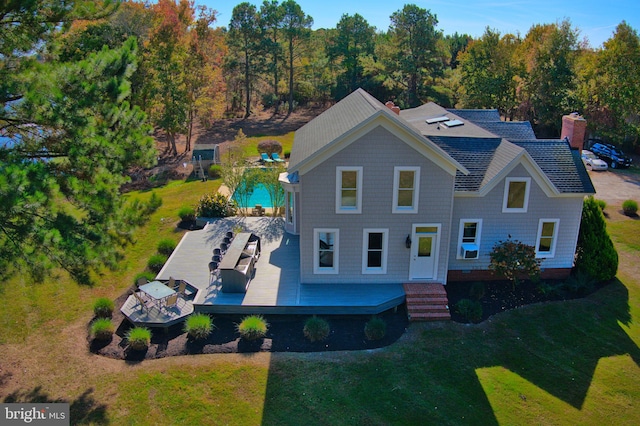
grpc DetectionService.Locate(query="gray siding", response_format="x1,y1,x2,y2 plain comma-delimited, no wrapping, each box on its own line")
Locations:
448,164,583,272
299,125,455,284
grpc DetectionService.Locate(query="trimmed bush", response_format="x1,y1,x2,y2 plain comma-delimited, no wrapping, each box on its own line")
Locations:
455,299,483,323
576,196,618,282
133,271,155,286
147,254,167,274
208,164,222,179
236,315,269,340
622,199,638,216
469,282,486,300
126,327,152,351
157,238,177,256
303,316,330,342
178,206,196,222
93,297,114,318
257,139,282,156
563,270,597,295
196,193,237,218
364,316,387,341
184,313,214,340
91,318,114,340
595,199,607,211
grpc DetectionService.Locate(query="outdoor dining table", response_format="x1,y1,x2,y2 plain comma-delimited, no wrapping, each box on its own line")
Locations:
139,280,176,309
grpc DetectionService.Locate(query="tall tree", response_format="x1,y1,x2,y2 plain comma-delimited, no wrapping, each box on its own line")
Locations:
228,2,262,118
328,13,376,99
146,0,192,156
517,21,579,136
458,28,521,118
260,0,285,113
281,0,313,114
1,0,156,283
384,4,444,107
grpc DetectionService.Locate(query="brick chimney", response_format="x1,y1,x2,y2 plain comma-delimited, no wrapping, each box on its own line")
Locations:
560,112,587,151
385,101,400,115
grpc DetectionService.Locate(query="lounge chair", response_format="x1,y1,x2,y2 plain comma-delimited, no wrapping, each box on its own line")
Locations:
271,152,285,163
260,153,274,163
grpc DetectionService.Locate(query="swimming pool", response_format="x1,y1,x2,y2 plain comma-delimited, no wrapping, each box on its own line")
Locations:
232,183,273,208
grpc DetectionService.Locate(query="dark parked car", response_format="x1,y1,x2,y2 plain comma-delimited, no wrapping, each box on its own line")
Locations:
589,142,633,169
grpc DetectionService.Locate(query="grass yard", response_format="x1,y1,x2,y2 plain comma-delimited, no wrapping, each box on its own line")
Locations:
0,178,638,425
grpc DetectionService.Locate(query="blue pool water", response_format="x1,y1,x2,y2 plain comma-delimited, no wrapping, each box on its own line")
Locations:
232,183,273,208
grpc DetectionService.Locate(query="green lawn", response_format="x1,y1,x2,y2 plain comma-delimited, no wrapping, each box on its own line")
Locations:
0,179,638,425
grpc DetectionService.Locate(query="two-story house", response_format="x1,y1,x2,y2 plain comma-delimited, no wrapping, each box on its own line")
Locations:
279,88,594,285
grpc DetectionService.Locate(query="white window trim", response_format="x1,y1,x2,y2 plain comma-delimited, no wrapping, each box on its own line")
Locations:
336,166,363,214
536,219,559,258
502,177,531,213
314,228,339,274
457,219,482,259
392,166,420,213
362,228,389,274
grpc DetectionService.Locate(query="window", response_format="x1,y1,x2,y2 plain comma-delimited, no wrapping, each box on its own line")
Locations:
362,229,388,274
336,167,363,213
536,219,559,258
502,177,531,213
457,219,482,259
392,167,420,213
314,229,339,274
286,191,294,225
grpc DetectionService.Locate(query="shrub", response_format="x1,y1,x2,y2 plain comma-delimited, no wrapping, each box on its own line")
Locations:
91,318,114,340
563,270,597,295
208,164,222,179
93,297,114,318
575,196,618,282
184,313,214,340
126,327,152,351
196,193,237,218
236,315,269,340
147,254,167,273
257,139,282,156
157,238,177,256
133,271,155,285
469,282,486,300
146,191,163,214
178,206,196,222
536,280,565,298
489,239,541,288
595,199,607,211
303,316,330,342
622,199,638,216
454,299,483,323
364,316,387,341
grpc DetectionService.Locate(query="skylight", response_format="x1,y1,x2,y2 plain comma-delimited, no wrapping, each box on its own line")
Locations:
443,119,464,128
426,116,449,124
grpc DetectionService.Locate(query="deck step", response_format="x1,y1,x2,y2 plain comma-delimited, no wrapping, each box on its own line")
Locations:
403,283,450,322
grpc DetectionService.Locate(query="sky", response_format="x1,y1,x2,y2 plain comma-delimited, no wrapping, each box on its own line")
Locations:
197,0,640,48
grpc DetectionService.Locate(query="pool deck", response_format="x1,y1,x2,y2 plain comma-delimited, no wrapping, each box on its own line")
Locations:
121,217,406,327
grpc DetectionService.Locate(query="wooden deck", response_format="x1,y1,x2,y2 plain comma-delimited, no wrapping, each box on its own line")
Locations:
120,290,195,328
152,217,406,318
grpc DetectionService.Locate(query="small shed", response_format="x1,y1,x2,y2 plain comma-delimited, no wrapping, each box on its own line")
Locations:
192,144,220,179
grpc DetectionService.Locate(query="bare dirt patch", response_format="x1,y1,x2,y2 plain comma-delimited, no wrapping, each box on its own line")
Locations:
588,169,640,207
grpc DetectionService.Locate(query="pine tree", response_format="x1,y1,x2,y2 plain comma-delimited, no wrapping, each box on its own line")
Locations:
575,196,618,282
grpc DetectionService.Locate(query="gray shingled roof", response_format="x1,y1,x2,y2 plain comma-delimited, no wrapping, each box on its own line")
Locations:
401,103,495,138
474,121,537,140
512,140,595,193
446,108,501,122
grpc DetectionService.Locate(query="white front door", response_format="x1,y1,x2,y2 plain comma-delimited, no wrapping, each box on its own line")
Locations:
409,224,440,280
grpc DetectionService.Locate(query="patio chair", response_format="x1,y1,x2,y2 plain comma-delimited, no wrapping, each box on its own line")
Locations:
252,205,265,216
225,231,234,240
136,277,149,287
209,261,219,281
213,248,222,257
220,242,228,254
260,152,274,163
167,276,176,289
212,254,222,263
132,292,150,311
163,293,178,311
223,236,232,245
271,152,285,163
177,280,187,297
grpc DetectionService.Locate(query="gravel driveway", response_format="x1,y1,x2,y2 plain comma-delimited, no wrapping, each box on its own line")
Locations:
588,169,640,206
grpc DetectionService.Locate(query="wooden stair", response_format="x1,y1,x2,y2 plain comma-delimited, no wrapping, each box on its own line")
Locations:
403,283,450,322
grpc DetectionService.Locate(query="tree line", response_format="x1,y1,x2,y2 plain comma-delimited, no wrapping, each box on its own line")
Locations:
45,1,640,148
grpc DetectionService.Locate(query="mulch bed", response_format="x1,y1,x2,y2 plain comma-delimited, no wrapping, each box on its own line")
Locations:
91,279,605,359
